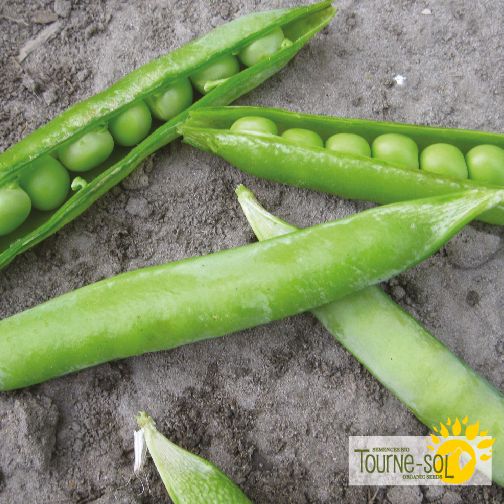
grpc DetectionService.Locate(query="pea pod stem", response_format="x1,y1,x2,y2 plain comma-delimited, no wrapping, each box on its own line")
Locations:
0,2,336,270
135,412,252,503
236,185,504,487
0,188,503,391
179,106,504,225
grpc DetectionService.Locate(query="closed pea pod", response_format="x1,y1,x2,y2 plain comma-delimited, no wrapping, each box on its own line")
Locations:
0,188,502,391
180,106,504,225
0,1,336,270
236,185,504,487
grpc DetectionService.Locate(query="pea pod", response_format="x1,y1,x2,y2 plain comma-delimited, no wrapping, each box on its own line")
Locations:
180,106,504,225
135,412,252,503
237,185,504,487
0,188,503,391
0,2,336,270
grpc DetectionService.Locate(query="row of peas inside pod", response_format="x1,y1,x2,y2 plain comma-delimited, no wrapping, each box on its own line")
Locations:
230,116,504,184
0,28,290,237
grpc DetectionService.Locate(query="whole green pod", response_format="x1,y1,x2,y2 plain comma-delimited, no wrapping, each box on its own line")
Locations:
0,188,502,391
237,185,504,487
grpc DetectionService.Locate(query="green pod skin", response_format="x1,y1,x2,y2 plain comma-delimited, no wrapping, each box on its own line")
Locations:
137,412,252,503
180,106,504,225
0,1,336,270
0,188,502,391
237,185,504,487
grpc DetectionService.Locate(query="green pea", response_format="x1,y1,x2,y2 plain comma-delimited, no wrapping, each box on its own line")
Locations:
109,102,152,147
230,116,278,136
147,79,194,122
326,133,371,157
281,128,324,148
466,144,504,186
238,27,285,67
191,55,240,94
59,127,115,173
20,156,70,211
420,143,468,180
372,133,419,170
0,185,31,236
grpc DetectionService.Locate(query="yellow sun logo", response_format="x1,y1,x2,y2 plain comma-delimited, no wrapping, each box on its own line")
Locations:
428,417,494,484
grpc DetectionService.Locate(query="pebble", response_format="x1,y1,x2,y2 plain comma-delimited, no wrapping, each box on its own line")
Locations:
126,196,151,218
54,0,72,18
445,226,501,269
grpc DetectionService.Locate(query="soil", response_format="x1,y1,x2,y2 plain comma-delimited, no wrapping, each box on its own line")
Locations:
1,0,503,503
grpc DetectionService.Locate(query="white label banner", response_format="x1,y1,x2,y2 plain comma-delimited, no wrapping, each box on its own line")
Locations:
349,436,492,486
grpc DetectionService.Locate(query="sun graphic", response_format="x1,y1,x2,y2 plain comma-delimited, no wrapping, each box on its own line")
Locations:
428,416,495,484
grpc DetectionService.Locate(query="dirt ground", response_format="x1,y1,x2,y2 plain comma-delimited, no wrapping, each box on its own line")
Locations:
1,0,503,503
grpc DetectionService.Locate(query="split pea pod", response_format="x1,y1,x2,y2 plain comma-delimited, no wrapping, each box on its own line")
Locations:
180,106,504,225
0,188,503,391
237,185,504,487
0,2,336,270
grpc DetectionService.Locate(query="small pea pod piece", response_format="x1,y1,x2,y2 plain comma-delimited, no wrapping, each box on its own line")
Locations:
0,1,336,270
236,185,504,487
135,412,252,503
180,106,504,225
1,188,503,390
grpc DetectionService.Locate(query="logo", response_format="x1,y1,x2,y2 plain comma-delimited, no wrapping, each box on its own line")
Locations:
348,417,493,486
428,417,494,484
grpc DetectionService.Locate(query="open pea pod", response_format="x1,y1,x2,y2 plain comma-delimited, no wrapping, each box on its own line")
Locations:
180,106,504,225
0,1,336,270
